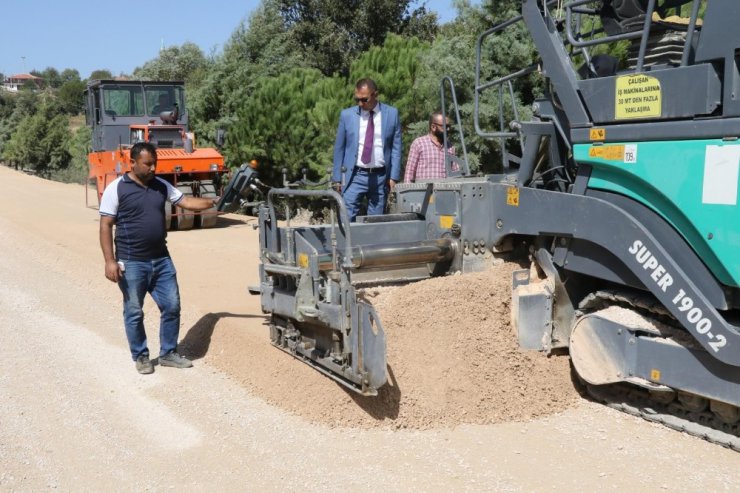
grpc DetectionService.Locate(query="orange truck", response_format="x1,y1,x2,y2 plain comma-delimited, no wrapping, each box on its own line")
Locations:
84,80,227,229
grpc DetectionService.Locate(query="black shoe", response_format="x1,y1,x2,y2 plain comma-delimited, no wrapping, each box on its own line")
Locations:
159,352,193,369
135,355,154,374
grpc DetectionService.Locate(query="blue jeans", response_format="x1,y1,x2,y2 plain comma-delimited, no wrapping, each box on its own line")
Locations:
343,168,387,221
118,257,181,360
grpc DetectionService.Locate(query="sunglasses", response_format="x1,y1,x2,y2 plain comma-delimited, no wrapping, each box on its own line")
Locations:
354,97,371,103
433,122,451,130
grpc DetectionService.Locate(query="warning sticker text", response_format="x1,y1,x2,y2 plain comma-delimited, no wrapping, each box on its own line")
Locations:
615,74,662,120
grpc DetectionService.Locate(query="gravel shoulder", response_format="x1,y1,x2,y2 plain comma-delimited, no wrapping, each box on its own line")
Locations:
0,165,738,492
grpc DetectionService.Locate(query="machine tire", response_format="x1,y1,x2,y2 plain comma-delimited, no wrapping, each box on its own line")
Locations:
165,202,173,231
196,180,218,229
174,184,195,230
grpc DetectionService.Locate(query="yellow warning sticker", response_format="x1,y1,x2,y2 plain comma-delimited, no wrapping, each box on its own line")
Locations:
588,145,625,161
439,215,454,229
650,368,662,381
615,74,662,120
506,186,520,207
590,128,606,141
297,253,309,268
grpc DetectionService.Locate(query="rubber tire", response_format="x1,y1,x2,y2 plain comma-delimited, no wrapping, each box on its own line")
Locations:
165,202,173,230
175,184,195,230
196,180,218,229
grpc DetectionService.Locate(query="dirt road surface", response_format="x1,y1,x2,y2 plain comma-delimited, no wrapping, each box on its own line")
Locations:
0,165,738,492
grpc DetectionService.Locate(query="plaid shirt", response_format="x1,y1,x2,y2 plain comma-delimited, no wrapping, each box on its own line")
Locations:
403,134,457,182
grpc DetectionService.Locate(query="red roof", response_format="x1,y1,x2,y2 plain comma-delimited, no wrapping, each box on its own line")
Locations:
8,73,41,80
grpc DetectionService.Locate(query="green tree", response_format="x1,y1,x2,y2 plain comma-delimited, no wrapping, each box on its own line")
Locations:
133,42,208,84
67,125,92,173
4,115,39,169
2,134,21,169
277,0,435,76
0,90,14,120
2,93,70,175
400,0,541,173
60,68,81,85
401,5,439,42
0,90,18,162
39,67,62,88
90,69,113,80
58,79,87,114
13,90,39,115
0,90,38,166
21,79,39,91
349,34,429,135
52,124,92,183
40,114,72,173
188,0,307,148
226,68,344,182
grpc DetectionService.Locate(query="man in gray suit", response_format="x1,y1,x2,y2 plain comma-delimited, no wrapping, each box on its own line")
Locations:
332,78,402,221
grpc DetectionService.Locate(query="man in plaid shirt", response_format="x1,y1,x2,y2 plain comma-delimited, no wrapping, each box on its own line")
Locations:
404,112,457,182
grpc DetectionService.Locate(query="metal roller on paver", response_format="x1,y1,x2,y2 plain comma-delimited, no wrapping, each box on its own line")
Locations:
222,0,740,448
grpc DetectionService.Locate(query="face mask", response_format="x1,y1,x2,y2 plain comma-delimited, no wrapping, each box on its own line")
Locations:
433,128,445,140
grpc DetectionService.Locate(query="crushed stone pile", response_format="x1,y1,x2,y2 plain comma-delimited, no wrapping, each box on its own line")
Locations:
202,261,581,429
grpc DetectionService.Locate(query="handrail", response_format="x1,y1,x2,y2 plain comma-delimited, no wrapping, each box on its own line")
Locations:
473,1,560,170
439,76,470,177
565,0,649,48
266,188,354,271
565,0,701,69
681,0,702,67
635,0,658,72
474,13,524,139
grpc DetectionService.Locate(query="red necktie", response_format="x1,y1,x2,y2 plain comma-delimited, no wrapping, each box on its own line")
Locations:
361,110,374,164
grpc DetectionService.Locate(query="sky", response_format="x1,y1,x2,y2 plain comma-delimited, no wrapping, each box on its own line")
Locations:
0,1,467,79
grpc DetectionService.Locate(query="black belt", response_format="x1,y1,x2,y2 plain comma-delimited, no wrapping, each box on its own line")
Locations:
355,166,385,174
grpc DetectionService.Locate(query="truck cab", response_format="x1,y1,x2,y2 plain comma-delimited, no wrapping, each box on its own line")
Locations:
85,80,226,230
86,80,189,152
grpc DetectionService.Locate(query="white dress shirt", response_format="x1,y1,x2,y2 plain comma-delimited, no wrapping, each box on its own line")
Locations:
355,106,384,169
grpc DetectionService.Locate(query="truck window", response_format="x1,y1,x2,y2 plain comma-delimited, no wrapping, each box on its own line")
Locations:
146,86,185,116
103,87,144,117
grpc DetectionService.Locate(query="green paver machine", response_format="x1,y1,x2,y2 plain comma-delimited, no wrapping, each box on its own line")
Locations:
221,0,740,448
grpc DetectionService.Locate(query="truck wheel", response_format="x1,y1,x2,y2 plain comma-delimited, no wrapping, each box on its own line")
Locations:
165,202,173,230
196,180,218,229
175,184,195,230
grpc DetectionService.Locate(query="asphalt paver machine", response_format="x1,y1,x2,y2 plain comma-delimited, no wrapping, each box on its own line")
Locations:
222,0,740,448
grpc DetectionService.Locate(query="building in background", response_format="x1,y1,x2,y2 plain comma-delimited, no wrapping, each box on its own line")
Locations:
2,73,43,92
